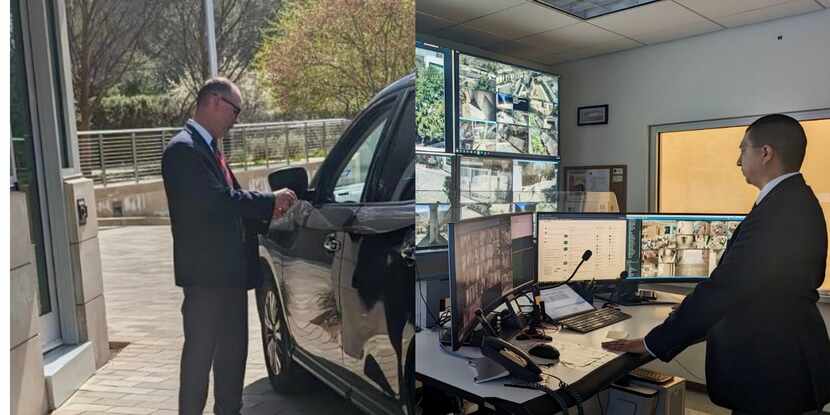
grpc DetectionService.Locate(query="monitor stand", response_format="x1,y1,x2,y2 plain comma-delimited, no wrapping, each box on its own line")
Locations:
611,281,677,306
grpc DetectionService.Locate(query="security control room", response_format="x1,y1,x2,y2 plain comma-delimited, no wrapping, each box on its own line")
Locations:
414,1,830,414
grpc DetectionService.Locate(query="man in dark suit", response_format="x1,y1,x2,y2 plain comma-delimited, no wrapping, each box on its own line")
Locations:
162,77,296,415
603,114,830,414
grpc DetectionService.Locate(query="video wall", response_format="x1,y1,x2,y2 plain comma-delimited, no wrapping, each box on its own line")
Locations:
457,54,559,158
415,42,561,248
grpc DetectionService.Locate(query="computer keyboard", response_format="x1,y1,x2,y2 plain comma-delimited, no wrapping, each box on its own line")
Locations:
629,367,673,384
558,307,631,333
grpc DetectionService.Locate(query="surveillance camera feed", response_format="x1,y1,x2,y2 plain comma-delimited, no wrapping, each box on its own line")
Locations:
449,215,512,349
626,214,745,280
416,46,447,152
458,53,559,157
415,153,453,247
458,156,559,219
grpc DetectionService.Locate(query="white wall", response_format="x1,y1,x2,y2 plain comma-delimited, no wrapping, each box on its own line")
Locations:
552,9,830,211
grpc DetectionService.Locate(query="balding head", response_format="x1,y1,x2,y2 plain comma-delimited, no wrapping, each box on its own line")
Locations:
196,77,239,109
192,76,242,141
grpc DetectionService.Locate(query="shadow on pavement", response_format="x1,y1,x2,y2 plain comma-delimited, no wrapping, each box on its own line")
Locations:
241,376,365,415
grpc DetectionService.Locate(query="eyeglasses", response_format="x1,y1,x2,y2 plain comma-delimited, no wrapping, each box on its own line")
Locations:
213,94,241,117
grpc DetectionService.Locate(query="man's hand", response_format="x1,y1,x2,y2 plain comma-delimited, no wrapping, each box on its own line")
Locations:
272,188,297,219
602,338,648,354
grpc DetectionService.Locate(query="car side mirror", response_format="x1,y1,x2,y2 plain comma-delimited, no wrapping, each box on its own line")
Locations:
268,167,308,200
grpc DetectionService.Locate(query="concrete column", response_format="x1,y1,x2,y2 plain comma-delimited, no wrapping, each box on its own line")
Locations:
63,177,110,368
10,191,49,415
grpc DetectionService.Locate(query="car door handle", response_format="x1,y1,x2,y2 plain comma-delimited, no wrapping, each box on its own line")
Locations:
323,233,340,253
400,246,415,266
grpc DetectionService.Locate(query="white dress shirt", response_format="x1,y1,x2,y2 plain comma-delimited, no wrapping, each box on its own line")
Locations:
754,172,801,206
186,119,215,150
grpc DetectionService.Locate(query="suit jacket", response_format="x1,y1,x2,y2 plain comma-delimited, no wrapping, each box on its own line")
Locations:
645,174,830,414
161,124,275,289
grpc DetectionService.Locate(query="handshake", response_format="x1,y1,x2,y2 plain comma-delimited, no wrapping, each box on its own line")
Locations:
272,188,298,219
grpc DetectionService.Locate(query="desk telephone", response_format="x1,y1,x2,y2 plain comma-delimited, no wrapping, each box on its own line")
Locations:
480,336,543,383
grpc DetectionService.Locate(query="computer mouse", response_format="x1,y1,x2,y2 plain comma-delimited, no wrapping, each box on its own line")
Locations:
528,343,560,360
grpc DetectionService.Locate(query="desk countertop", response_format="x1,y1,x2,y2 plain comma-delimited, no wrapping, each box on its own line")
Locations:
416,298,676,408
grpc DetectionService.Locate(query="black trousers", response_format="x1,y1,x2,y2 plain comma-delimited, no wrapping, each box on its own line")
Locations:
179,286,248,415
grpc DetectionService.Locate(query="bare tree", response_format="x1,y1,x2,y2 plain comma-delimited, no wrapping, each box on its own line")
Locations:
148,0,280,112
67,0,163,130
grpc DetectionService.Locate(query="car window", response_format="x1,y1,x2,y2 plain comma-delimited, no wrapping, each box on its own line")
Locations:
333,113,389,203
371,91,415,203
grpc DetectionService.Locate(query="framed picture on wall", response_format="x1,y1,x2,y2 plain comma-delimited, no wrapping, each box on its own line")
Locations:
577,105,609,126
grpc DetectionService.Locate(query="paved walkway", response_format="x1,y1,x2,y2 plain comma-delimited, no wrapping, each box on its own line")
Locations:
54,225,363,415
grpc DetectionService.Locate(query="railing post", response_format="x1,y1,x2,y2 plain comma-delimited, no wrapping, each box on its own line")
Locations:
284,126,290,166
304,121,309,164
132,131,139,183
265,128,270,169
321,121,327,156
99,133,107,186
242,126,248,171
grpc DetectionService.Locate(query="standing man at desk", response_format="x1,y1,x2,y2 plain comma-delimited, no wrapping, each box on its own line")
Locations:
603,114,830,414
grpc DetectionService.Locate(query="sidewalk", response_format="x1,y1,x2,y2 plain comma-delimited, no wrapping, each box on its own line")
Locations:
53,225,363,415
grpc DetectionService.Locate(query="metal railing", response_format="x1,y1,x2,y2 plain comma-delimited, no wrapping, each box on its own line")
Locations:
77,118,351,186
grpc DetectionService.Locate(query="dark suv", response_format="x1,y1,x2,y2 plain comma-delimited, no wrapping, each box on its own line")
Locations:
256,74,415,414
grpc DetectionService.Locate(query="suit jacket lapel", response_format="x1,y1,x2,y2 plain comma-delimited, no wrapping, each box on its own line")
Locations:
185,124,228,187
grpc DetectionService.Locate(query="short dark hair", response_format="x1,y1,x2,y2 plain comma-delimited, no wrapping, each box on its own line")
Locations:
746,114,807,171
195,77,236,108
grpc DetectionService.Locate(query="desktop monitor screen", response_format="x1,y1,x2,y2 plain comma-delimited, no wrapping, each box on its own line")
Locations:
625,214,745,282
448,214,513,350
511,213,535,286
537,214,627,283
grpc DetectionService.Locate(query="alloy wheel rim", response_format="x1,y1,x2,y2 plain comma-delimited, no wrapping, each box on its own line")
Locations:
264,289,283,374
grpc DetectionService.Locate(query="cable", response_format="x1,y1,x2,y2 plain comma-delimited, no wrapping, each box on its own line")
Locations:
675,358,705,381
437,337,479,362
596,392,605,415
416,273,442,330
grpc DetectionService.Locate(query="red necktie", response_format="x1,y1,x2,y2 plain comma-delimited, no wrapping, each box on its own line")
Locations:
213,147,234,188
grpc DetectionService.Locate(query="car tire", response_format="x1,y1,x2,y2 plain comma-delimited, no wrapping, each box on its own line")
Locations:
255,264,297,392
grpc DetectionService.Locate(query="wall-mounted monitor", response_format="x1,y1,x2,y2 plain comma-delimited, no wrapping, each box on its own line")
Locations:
416,43,452,153
457,53,559,159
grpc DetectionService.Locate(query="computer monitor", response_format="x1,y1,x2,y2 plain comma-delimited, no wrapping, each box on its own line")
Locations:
511,213,535,287
625,214,745,282
450,213,537,350
536,213,627,283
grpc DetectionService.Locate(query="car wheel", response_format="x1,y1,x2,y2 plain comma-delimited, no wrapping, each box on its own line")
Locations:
256,266,296,391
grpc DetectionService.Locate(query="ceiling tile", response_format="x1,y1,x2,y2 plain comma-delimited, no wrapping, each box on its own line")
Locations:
630,19,722,44
483,40,547,59
416,12,456,34
436,25,511,48
712,0,824,28
416,0,525,24
516,23,628,55
534,37,642,65
673,0,793,18
462,3,580,40
590,1,717,38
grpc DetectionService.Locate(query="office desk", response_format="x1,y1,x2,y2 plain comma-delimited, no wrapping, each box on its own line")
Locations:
416,301,678,414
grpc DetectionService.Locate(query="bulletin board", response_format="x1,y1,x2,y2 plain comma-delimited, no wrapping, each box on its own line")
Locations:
563,165,627,213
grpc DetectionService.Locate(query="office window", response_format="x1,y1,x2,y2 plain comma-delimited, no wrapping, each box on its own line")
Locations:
658,118,830,289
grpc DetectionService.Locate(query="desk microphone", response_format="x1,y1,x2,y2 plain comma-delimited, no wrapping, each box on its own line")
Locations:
553,249,592,288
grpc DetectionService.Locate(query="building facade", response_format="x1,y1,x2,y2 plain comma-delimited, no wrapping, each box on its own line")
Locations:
11,0,110,413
